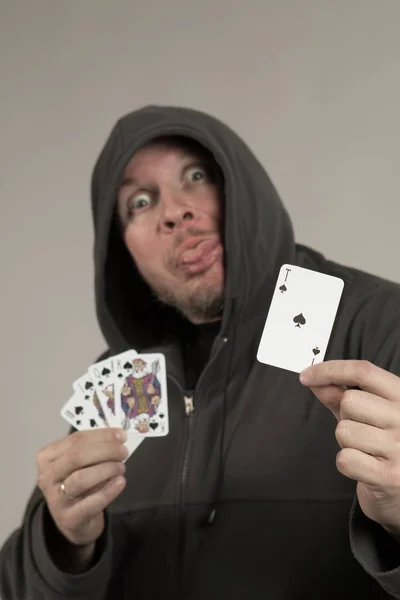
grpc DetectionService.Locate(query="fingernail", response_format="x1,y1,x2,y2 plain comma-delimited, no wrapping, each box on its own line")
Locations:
299,367,312,384
115,430,127,442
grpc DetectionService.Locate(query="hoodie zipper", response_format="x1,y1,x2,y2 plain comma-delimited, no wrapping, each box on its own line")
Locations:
181,395,195,503
173,393,195,598
168,332,231,597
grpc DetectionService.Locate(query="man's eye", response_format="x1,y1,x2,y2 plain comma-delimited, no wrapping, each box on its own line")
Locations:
131,193,151,211
186,166,206,183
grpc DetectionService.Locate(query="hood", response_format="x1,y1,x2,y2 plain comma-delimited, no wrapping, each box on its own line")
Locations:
91,105,296,353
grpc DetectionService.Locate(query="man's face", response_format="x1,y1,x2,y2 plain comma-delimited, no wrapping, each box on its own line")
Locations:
117,141,224,323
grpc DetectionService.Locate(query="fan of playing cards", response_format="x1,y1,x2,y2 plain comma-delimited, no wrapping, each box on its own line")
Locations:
61,350,169,441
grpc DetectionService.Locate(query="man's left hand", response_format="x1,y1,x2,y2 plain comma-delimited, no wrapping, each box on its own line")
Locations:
300,360,400,538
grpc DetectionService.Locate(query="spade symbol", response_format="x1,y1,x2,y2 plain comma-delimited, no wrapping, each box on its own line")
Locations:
312,347,320,356
85,382,93,390
75,406,83,415
101,367,110,377
90,419,97,428
279,284,287,293
76,419,81,425
293,313,306,328
159,414,164,419
150,422,158,430
123,362,131,370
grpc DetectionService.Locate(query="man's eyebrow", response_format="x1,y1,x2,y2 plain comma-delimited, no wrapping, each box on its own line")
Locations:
118,152,207,190
180,155,210,172
119,176,138,189
181,150,206,162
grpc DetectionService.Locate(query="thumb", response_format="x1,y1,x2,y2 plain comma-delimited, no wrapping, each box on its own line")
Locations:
309,384,346,422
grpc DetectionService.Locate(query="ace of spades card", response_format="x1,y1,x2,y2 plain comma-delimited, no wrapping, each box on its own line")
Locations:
115,353,169,437
60,392,103,431
88,350,138,428
257,264,344,373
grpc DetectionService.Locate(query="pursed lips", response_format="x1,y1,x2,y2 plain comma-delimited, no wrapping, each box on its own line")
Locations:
174,236,221,270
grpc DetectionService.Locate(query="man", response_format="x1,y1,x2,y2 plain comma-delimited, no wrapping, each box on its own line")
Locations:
1,105,400,599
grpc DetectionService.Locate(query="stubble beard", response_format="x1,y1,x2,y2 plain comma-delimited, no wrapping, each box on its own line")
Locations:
152,277,224,323
145,230,224,323
134,228,225,323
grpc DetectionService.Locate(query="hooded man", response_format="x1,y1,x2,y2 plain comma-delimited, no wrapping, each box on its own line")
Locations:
1,105,400,600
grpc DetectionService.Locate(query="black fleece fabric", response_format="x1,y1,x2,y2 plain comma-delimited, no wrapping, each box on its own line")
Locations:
1,105,400,599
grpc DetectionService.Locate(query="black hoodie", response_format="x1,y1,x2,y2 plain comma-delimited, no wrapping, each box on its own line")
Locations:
1,105,400,599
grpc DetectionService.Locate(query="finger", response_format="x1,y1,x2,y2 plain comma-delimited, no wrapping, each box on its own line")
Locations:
336,447,384,487
51,440,129,484
61,475,126,529
309,384,346,421
301,360,400,402
60,461,126,499
340,389,400,430
37,428,127,464
335,419,393,459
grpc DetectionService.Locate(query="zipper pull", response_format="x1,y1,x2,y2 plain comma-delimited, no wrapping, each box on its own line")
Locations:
184,395,195,416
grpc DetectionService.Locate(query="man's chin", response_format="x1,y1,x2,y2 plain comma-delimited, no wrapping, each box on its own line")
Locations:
181,292,224,323
155,280,224,324
147,259,225,323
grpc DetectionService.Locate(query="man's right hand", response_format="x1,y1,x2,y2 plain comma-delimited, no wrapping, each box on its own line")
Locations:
36,428,128,553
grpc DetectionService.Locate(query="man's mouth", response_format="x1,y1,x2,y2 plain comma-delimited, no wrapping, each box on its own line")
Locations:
175,237,222,275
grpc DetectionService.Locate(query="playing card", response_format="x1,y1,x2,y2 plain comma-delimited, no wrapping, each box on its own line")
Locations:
61,390,143,459
257,264,344,373
72,372,110,427
117,353,169,437
60,392,103,431
124,434,144,459
60,349,168,461
88,351,138,428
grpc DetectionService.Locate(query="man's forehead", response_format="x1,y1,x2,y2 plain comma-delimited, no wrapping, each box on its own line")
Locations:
143,135,211,156
127,142,195,167
120,136,217,182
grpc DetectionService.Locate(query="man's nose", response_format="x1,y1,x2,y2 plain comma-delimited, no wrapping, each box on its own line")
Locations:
159,192,194,232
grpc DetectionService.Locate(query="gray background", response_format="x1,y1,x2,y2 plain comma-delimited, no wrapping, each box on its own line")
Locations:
1,0,399,546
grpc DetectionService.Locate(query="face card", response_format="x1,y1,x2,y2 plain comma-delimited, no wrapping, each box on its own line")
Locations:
116,353,169,437
72,372,110,427
257,264,344,373
88,350,138,428
60,392,103,431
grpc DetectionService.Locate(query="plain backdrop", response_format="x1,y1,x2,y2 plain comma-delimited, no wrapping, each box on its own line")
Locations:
1,0,399,547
